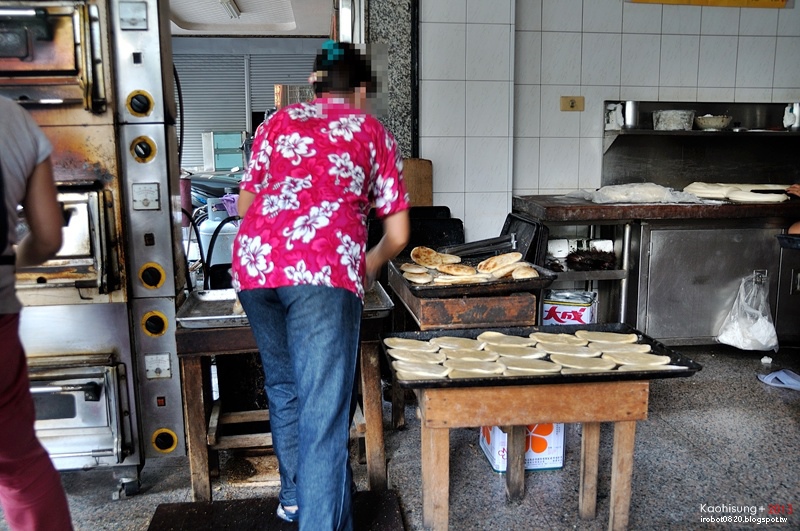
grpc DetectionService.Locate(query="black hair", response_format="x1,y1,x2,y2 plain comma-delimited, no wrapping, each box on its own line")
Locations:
312,41,376,96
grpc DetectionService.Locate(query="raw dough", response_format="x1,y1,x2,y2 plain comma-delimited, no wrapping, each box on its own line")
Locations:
442,359,506,374
383,337,439,352
616,364,684,371
476,331,538,347
529,332,588,346
587,342,651,354
574,330,638,343
392,360,451,378
601,352,671,366
443,349,499,362
387,348,446,364
430,336,486,350
549,354,617,370
536,343,599,357
501,358,562,373
485,345,548,359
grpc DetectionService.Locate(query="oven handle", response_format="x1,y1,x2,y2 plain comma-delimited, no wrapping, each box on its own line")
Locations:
30,382,101,401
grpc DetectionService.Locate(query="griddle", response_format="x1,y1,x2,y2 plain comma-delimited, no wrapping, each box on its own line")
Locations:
382,323,701,388
777,234,800,250
389,259,557,299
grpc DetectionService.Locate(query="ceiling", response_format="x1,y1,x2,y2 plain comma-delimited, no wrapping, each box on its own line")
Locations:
169,0,333,37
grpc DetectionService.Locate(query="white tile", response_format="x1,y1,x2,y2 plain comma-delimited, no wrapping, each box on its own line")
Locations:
419,80,466,137
467,24,511,81
583,0,622,33
515,0,542,31
660,35,699,87
540,85,581,137
539,187,580,195
542,0,582,32
623,2,662,34
739,8,779,36
579,138,602,190
420,137,465,193
512,187,539,196
433,192,465,220
698,36,737,88
700,7,739,36
514,31,541,85
421,23,466,80
467,0,512,24
539,138,579,189
464,192,510,241
514,84,541,137
697,87,735,102
420,0,466,23
579,85,621,138
734,87,772,102
662,5,701,35
466,81,511,136
774,37,800,89
658,86,697,102
541,32,581,85
620,86,659,101
582,33,621,86
735,37,776,88
465,137,509,192
621,34,661,87
773,88,800,102
778,5,800,37
512,137,540,190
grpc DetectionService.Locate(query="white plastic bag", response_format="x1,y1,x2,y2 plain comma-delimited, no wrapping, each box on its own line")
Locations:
717,273,778,351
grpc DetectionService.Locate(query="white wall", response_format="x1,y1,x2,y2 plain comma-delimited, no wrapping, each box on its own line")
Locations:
419,0,800,241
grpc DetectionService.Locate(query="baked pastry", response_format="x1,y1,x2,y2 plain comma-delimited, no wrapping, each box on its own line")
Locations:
436,263,477,276
400,263,429,274
476,252,523,273
403,271,433,284
512,266,539,279
410,246,443,268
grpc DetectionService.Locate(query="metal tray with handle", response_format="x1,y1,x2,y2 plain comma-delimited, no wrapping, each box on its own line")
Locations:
382,322,702,388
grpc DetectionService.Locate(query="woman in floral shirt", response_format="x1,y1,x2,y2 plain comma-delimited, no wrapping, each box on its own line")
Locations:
233,41,410,530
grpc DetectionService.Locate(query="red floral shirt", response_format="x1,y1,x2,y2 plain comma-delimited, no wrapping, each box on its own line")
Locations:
232,98,410,300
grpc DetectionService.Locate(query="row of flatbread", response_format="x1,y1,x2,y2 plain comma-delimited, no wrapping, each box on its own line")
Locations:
402,247,539,286
384,330,684,380
684,182,792,203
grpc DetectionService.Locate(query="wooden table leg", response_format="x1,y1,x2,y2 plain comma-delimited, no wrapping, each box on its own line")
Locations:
391,373,406,429
180,357,212,502
504,425,526,501
609,421,637,531
360,341,387,490
421,425,449,530
579,422,601,519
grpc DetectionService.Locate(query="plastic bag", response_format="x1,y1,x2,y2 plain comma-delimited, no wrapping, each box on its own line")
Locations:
717,272,778,351
565,183,704,204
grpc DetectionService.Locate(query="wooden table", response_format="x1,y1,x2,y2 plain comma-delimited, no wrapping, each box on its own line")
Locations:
413,380,649,531
176,285,393,501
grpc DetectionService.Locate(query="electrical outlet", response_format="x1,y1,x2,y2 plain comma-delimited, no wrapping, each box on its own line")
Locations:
560,96,585,112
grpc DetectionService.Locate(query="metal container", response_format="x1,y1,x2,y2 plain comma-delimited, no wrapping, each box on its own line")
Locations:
623,101,639,128
653,110,695,131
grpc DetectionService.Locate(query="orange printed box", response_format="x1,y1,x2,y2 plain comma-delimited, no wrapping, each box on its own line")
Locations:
479,424,565,472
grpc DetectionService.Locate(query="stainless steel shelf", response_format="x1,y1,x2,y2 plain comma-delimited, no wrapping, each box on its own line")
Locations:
553,270,627,282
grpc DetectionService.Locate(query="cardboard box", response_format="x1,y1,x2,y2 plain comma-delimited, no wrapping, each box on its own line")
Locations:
479,424,565,473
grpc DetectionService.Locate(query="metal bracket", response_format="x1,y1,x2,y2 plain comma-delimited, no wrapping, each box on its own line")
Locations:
753,269,768,284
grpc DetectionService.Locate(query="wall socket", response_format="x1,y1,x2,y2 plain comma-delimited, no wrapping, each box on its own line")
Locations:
560,96,585,111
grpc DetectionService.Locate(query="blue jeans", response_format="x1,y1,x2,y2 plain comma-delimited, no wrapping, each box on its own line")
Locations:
238,286,362,531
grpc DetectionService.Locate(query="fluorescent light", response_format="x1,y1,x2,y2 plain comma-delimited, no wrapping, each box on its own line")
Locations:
219,0,240,19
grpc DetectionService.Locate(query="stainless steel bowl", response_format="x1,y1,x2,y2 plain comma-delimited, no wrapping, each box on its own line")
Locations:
695,115,733,131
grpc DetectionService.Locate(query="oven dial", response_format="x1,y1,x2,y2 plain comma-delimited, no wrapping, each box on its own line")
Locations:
141,310,167,337
139,262,165,288
130,136,156,163
127,90,153,117
151,428,178,453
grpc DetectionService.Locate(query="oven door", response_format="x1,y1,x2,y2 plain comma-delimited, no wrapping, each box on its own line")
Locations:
29,358,129,469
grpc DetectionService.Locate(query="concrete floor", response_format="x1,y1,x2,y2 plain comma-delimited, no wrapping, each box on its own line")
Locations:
1,344,799,530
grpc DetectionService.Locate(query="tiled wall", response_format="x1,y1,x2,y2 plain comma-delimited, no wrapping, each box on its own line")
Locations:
419,0,800,240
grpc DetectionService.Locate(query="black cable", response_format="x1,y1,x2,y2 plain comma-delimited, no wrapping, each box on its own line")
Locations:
182,207,204,292
204,215,240,290
173,63,184,167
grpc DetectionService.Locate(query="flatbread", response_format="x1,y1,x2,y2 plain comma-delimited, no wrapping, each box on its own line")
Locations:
432,274,490,285
512,266,539,280
392,360,451,378
430,336,486,350
505,367,561,377
395,371,440,381
403,271,433,284
485,345,547,359
560,367,615,375
437,253,462,264
444,348,499,362
476,331,538,347
387,348,446,364
529,332,588,346
587,342,651,354
232,297,245,315
442,359,506,374
501,358,562,373
574,330,638,344
400,263,429,274
448,370,493,379
601,352,671,366
436,263,477,276
491,261,530,279
536,342,599,357
383,337,439,352
476,252,523,273
727,190,789,203
550,354,617,370
410,246,443,268
616,364,685,372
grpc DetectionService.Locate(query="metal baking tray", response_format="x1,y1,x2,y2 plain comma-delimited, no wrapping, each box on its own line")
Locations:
382,323,702,388
389,259,557,299
176,282,394,329
777,234,800,250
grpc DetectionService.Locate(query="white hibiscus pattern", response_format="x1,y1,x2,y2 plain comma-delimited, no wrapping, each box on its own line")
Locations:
323,115,365,142
282,200,341,249
260,175,311,217
276,132,317,165
284,261,333,287
328,152,366,194
288,103,321,121
373,175,399,216
236,234,274,285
